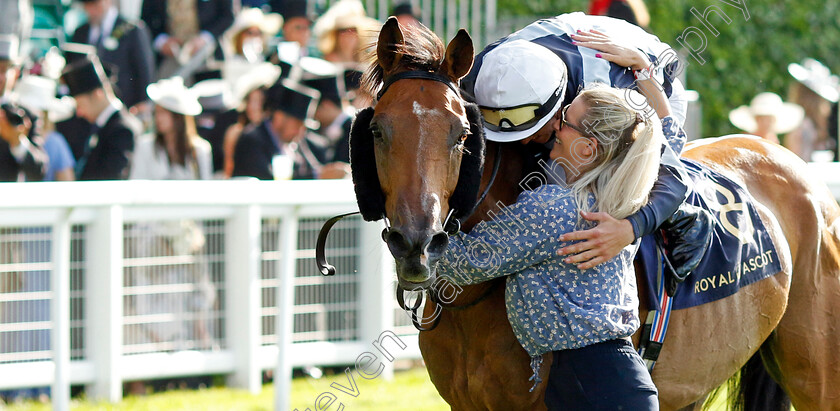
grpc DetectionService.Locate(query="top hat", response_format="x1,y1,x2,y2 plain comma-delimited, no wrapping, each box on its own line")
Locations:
341,64,363,92
296,56,343,107
61,42,97,65
391,2,419,18
193,69,223,84
61,54,108,97
302,75,342,107
0,34,20,64
265,78,320,129
729,92,805,134
1,101,29,127
788,58,840,103
280,0,313,21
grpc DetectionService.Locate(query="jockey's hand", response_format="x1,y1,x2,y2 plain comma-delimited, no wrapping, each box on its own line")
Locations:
557,211,635,269
570,29,651,70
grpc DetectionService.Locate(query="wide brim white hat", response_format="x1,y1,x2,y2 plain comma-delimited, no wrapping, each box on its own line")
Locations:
147,76,203,116
729,92,805,134
225,7,283,43
0,34,20,63
10,75,75,122
191,79,239,113
788,58,840,103
313,0,381,54
475,40,567,142
225,61,282,103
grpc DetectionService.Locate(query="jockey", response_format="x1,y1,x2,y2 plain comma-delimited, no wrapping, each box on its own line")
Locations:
461,13,711,288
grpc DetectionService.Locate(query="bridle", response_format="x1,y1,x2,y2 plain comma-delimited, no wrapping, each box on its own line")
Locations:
315,69,503,331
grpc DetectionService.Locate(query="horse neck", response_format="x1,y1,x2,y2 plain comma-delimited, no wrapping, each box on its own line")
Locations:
447,141,527,304
463,141,527,230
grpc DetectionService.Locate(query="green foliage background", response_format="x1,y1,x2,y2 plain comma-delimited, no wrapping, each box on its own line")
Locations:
495,0,840,137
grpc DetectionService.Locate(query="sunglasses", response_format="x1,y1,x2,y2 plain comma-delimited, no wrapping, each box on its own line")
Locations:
480,85,564,133
558,103,590,137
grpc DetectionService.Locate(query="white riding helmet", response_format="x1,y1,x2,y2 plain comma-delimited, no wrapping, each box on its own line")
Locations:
475,40,567,142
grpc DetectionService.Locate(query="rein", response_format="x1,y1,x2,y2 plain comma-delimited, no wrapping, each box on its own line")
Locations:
315,70,502,332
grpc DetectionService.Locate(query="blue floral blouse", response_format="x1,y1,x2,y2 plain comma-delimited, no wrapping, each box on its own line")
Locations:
436,115,686,389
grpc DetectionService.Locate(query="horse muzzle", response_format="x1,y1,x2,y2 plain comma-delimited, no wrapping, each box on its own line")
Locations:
384,227,449,288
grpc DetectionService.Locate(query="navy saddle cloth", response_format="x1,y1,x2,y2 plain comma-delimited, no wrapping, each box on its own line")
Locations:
638,159,782,310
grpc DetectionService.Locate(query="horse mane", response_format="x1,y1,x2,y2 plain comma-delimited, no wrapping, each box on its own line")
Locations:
361,22,446,98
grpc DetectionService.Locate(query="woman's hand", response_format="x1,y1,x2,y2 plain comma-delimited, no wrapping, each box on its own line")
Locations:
571,29,651,70
557,211,636,269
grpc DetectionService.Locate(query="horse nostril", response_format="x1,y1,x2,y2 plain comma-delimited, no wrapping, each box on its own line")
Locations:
425,232,449,259
385,230,412,258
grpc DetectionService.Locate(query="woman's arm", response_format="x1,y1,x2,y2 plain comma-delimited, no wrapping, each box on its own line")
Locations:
437,187,578,285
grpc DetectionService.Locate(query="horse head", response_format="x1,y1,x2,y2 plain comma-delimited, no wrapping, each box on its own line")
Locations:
350,18,485,289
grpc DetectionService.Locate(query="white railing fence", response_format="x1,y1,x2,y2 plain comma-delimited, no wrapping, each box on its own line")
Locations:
3,163,839,410
0,179,420,411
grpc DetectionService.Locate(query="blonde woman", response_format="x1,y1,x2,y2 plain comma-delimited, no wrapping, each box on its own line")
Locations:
434,32,700,403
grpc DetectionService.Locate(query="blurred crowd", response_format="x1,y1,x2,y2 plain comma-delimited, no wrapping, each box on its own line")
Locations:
0,0,421,401
728,58,840,162
0,0,425,184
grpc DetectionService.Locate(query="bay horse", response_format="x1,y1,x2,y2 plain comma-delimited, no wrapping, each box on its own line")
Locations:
348,17,840,410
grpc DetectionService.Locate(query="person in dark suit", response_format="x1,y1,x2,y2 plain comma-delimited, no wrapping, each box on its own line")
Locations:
278,0,312,53
232,78,330,180
61,48,140,180
141,0,234,77
71,0,155,112
301,69,353,163
0,102,47,181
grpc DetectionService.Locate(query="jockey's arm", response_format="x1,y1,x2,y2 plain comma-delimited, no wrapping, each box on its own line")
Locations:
557,31,691,268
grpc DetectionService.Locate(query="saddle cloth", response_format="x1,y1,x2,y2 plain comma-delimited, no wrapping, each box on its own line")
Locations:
638,159,782,310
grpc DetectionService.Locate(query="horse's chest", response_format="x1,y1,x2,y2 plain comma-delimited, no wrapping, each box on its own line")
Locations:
418,308,545,410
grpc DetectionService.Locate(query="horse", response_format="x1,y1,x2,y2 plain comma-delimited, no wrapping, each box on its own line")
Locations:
346,17,840,410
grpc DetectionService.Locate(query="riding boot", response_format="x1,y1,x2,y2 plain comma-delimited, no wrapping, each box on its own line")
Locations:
658,203,714,296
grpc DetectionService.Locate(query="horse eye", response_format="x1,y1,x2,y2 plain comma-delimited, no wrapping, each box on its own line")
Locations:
370,125,383,140
458,129,470,145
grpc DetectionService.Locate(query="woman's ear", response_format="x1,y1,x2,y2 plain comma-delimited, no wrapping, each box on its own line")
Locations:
581,137,599,157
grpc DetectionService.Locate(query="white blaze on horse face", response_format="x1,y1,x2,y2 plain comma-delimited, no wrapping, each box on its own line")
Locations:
412,100,446,216
412,101,444,177
426,193,442,232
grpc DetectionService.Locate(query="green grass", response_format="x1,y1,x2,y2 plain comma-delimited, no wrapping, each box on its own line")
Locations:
1,368,449,411
2,366,738,410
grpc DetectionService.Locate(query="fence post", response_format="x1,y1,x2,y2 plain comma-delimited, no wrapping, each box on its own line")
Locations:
51,210,71,411
274,209,298,411
86,205,124,402
226,205,262,393
357,220,395,380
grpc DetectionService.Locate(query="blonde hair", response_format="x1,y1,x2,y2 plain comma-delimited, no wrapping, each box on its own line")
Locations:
568,84,664,220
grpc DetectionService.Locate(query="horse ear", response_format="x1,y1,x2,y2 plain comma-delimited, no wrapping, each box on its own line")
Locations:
449,102,486,221
377,17,405,73
349,107,387,221
441,29,474,82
